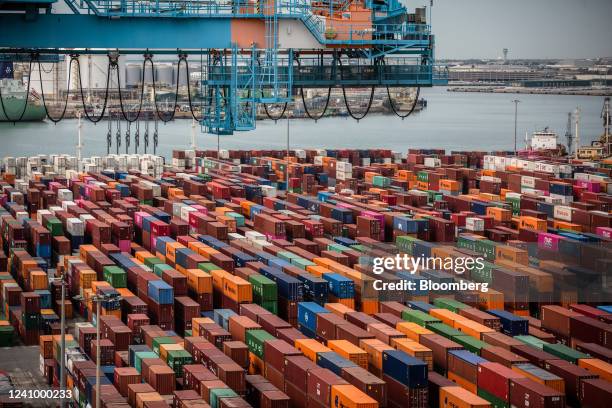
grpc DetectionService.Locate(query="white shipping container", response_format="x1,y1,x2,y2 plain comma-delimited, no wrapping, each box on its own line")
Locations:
465,217,485,231
361,158,371,166
37,209,53,224
336,161,352,173
521,176,536,188
57,188,73,202
67,218,85,236
294,149,306,159
424,157,441,168
180,206,197,222
261,185,277,198
314,156,324,165
245,230,266,241
553,205,573,222
336,171,352,181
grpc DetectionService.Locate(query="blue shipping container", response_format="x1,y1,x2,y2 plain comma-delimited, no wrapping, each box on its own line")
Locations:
298,302,329,332
316,352,358,376
382,349,428,388
488,309,528,336
148,280,174,304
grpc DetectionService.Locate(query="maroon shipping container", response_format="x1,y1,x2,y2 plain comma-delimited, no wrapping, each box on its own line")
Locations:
284,355,318,391
480,346,528,368
113,367,141,397
275,327,307,345
148,364,176,395
306,368,348,407
373,313,404,328
482,332,524,350
510,344,559,369
223,341,250,369
427,372,454,408
336,323,376,346
419,334,463,373
579,378,612,408
575,342,612,363
341,366,387,407
477,362,525,402
127,383,155,408
345,311,380,330
382,373,427,408
543,359,598,406
263,339,302,373
570,315,612,348
509,377,566,408
541,305,581,339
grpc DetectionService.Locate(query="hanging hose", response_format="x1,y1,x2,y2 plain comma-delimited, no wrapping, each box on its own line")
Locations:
116,56,148,123
153,118,159,154
107,117,112,154
338,58,374,121
382,59,421,119
182,55,203,121
115,108,122,154
144,119,149,154
134,120,140,154
37,56,77,123
125,122,131,154
0,58,33,122
77,57,112,123
149,56,180,122
297,55,334,121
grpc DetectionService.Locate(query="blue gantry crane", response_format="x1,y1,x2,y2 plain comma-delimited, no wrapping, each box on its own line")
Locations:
0,0,447,135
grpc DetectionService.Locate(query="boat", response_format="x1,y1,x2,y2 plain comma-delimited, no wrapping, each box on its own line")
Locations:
0,79,46,122
523,127,567,157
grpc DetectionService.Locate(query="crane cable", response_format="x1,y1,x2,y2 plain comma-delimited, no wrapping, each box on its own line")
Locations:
382,58,421,119
297,54,334,121
149,55,180,122
116,55,148,123
76,56,112,123
0,58,34,122
37,56,78,123
257,55,289,121
338,57,375,121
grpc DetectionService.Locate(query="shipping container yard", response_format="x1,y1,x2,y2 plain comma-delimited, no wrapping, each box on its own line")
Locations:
0,148,611,408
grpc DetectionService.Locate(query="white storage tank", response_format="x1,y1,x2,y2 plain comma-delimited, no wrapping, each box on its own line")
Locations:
125,64,142,88
155,64,174,86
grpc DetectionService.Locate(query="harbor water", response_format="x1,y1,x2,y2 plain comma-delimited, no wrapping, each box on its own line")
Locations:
0,88,607,158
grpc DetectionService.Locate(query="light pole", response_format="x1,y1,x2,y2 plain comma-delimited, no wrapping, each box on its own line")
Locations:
574,106,581,159
95,297,101,408
512,99,520,155
50,274,67,408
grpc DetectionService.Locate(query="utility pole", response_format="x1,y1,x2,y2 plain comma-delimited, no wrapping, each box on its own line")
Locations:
286,111,290,189
512,99,520,155
59,273,66,408
96,299,101,408
575,106,581,159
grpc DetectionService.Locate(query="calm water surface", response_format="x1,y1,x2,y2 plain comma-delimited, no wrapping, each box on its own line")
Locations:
0,88,607,158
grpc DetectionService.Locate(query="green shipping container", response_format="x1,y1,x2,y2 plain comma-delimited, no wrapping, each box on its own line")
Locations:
0,326,15,346
134,351,158,373
249,275,278,301
453,335,486,355
152,336,177,355
291,257,315,270
542,343,589,363
351,244,366,252
515,335,547,350
103,266,127,288
433,298,469,313
153,263,174,277
184,330,192,337
245,329,275,359
167,349,193,377
198,262,221,273
427,323,463,340
210,388,238,408
396,235,419,255
261,300,278,315
401,309,441,327
278,251,299,262
327,243,350,253
372,175,391,187
145,257,164,269
227,212,245,227
478,388,509,408
46,218,64,236
475,239,497,261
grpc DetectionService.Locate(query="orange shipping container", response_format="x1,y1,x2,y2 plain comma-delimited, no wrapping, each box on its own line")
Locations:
330,384,378,408
439,386,491,408
328,340,368,370
578,358,612,382
553,220,582,232
478,290,504,310
359,339,393,372
295,339,331,362
511,365,565,393
487,207,512,222
396,322,433,342
447,371,477,394
519,216,547,231
391,338,433,371
223,275,252,303
430,309,466,327
186,269,212,294
453,319,495,340
325,302,354,317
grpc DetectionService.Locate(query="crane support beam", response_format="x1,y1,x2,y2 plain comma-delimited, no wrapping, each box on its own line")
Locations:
0,14,232,49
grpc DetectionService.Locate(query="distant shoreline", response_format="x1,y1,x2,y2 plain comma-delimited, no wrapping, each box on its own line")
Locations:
447,86,612,97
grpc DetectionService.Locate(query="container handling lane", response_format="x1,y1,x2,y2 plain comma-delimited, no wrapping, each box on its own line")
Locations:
0,147,611,408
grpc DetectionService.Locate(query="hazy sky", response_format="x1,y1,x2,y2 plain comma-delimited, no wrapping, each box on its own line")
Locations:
406,0,612,59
